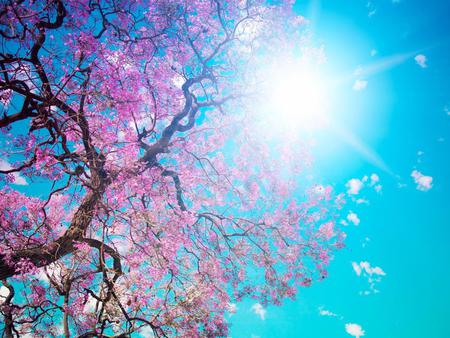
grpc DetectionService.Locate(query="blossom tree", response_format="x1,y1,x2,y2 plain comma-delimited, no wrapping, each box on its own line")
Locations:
0,1,344,336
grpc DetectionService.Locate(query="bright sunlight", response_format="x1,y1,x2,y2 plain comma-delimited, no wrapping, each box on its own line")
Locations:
266,61,330,131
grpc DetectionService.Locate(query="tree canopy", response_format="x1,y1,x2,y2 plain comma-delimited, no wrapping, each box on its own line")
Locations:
0,1,344,336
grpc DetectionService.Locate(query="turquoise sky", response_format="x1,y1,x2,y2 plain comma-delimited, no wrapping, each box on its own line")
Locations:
230,0,450,337
1,1,448,337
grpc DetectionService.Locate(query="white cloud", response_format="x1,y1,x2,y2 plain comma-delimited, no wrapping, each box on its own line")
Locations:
346,175,381,196
0,159,28,185
356,261,386,277
411,170,433,191
414,54,427,68
251,303,266,320
352,79,368,91
347,212,360,226
346,178,364,195
0,285,10,304
345,323,365,337
318,306,337,317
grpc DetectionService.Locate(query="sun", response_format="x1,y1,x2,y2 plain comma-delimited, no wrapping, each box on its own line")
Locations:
266,62,329,131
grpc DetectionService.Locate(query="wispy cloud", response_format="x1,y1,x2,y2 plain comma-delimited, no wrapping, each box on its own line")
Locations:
352,79,368,91
352,262,362,276
352,261,386,295
356,198,369,205
362,237,371,248
369,173,379,185
414,54,427,68
251,303,266,320
318,306,337,317
366,1,377,17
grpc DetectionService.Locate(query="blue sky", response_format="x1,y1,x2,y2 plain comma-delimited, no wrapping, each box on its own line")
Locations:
230,0,450,337
1,1,448,337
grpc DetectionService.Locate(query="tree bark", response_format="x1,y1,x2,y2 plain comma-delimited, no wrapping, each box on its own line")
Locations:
0,173,106,280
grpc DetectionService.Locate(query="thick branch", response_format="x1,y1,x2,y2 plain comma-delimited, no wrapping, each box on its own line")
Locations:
0,172,107,280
